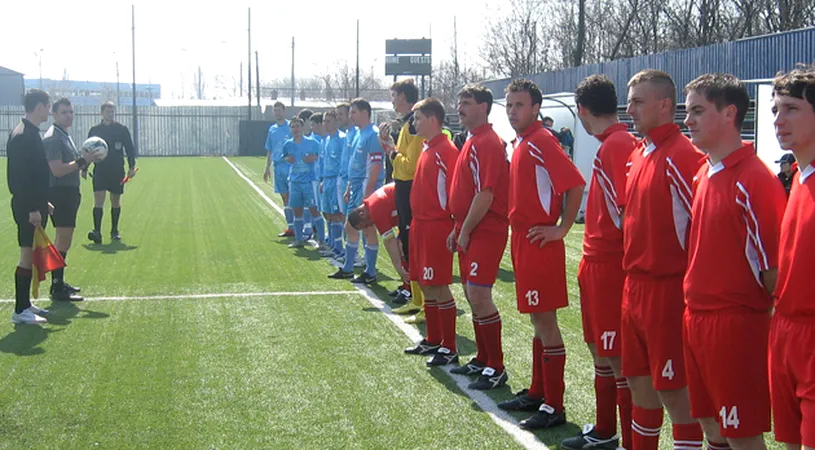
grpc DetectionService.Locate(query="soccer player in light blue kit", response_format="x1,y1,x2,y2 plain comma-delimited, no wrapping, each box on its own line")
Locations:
295,109,319,239
336,102,361,266
263,102,293,237
309,113,328,247
328,98,385,284
318,111,347,258
281,117,322,248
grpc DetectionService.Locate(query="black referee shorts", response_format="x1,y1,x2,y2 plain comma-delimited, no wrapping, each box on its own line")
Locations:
49,187,81,228
394,179,413,261
93,166,125,195
11,197,48,247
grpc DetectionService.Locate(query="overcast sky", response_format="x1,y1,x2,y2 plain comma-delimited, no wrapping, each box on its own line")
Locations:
1,0,498,97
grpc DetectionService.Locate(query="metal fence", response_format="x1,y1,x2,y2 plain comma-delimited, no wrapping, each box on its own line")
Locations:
0,105,258,157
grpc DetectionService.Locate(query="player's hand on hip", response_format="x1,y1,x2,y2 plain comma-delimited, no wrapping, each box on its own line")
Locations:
527,225,567,248
263,167,271,182
29,211,42,228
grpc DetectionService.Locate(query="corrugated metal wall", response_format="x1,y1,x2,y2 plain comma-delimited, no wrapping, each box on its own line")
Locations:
481,27,815,102
0,106,247,157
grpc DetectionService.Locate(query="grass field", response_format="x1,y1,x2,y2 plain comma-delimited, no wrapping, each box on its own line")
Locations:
0,156,783,449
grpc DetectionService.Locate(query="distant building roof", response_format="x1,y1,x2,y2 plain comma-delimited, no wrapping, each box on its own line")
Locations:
152,97,392,110
0,66,25,76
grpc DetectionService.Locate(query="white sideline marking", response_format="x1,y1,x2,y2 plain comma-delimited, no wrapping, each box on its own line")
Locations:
0,291,356,304
223,156,549,450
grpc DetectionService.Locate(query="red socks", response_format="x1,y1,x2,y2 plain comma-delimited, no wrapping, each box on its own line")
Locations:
632,406,663,450
593,366,617,438
438,299,457,353
424,299,441,345
617,377,633,448
476,312,504,372
473,319,487,364
527,337,545,399
672,422,704,450
542,345,566,413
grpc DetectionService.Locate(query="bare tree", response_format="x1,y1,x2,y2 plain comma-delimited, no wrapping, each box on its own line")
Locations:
194,66,206,100
481,0,554,78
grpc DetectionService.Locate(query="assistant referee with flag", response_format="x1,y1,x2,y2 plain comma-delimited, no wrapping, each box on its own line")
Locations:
7,90,53,324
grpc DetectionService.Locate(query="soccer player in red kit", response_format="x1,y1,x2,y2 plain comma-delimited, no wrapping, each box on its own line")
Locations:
769,65,815,450
401,97,460,366
498,79,585,429
561,75,637,449
346,183,406,281
622,69,706,450
683,73,785,449
446,84,511,390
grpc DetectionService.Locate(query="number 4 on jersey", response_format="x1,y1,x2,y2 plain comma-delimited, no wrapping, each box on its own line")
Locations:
662,359,675,380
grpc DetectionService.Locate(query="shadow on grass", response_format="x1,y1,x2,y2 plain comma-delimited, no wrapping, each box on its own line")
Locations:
45,301,110,326
82,240,139,255
426,367,582,445
0,325,61,356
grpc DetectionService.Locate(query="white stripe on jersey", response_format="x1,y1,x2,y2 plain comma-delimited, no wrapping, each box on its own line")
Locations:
736,181,770,286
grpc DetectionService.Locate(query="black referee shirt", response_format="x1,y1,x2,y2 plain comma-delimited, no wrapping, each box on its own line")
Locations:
6,119,50,213
88,121,136,170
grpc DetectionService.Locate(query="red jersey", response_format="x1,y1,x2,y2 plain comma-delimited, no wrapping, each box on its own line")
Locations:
622,123,705,277
364,183,399,236
774,164,815,320
684,144,785,313
509,121,585,229
448,123,509,231
582,123,638,261
410,134,458,222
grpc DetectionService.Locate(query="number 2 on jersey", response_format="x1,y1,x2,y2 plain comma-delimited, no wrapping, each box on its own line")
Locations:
469,262,479,277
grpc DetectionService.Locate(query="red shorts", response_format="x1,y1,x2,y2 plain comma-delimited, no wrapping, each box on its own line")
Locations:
579,257,624,357
456,222,508,287
621,274,687,391
770,314,815,447
409,219,454,286
683,309,771,438
511,231,568,313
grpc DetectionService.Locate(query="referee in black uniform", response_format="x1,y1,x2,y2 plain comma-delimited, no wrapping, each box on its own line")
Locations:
86,101,137,243
7,90,53,324
44,98,96,301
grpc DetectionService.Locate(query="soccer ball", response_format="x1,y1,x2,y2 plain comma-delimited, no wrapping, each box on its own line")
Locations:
82,137,108,162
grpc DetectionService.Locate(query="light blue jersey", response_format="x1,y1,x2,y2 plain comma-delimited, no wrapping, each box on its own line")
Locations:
340,126,358,181
348,124,385,183
281,137,320,183
265,120,291,163
321,130,345,178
